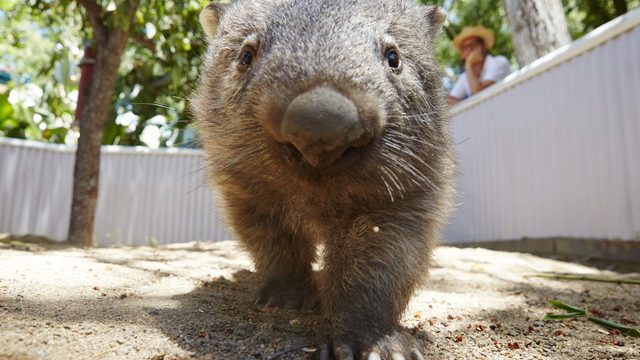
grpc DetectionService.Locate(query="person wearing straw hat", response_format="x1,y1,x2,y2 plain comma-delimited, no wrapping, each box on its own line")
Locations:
448,25,511,105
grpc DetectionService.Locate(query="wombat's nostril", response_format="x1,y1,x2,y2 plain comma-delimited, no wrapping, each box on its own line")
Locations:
280,87,371,168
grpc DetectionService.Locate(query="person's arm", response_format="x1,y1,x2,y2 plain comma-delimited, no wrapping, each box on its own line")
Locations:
465,48,495,94
447,96,461,105
466,70,495,94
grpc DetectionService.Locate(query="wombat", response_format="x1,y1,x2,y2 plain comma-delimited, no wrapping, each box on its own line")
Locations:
191,1,455,359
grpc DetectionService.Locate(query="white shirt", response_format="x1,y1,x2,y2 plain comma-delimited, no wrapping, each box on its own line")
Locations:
449,55,511,100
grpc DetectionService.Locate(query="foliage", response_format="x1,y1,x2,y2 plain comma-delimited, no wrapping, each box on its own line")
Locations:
1,0,639,147
563,0,640,38
419,0,515,80
0,2,81,143
0,0,209,148
104,0,210,148
421,0,638,76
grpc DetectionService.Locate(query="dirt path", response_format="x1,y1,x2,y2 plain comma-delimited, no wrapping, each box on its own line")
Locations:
0,239,638,359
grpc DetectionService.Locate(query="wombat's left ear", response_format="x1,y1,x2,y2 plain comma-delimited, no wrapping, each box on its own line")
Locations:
423,6,447,40
200,2,227,38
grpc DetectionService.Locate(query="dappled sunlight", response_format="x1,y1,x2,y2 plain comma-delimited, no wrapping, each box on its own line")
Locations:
2,241,638,359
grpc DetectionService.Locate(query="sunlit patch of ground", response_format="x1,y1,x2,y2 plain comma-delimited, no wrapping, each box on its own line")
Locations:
0,240,638,359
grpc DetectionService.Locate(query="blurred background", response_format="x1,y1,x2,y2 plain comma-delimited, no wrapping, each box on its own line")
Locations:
1,0,639,262
1,0,637,147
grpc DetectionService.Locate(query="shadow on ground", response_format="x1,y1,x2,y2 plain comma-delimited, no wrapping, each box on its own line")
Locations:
1,240,638,359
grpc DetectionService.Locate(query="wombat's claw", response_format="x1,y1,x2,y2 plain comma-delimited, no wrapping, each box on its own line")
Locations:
327,332,425,360
333,341,355,359
319,343,331,360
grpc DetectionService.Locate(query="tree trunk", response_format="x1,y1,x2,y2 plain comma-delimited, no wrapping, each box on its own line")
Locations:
502,0,572,67
67,32,127,247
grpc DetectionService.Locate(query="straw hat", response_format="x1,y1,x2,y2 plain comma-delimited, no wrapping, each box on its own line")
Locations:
453,26,495,53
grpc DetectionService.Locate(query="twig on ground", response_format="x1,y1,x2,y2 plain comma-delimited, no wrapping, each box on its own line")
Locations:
527,273,640,285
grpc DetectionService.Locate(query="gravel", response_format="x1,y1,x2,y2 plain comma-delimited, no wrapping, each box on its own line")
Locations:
0,238,638,359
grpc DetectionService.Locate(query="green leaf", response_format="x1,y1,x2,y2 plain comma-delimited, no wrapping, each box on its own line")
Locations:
114,2,133,32
0,92,14,120
548,300,587,314
1,118,18,130
0,0,18,11
588,317,640,338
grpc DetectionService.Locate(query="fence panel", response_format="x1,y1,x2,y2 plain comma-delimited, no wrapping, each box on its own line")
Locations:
0,139,232,245
445,11,640,243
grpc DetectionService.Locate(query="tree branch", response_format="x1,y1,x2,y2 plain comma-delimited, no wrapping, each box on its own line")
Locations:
75,0,107,41
127,0,143,24
130,32,156,52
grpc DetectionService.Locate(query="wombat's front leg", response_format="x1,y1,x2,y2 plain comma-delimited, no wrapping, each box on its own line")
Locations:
318,217,435,360
229,202,318,310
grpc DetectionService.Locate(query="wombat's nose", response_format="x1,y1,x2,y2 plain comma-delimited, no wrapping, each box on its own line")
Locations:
281,87,371,168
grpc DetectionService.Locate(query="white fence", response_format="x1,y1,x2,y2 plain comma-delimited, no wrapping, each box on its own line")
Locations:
0,138,232,245
1,9,639,246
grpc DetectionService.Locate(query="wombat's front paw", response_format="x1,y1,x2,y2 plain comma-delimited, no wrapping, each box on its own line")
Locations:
254,277,318,311
321,331,425,360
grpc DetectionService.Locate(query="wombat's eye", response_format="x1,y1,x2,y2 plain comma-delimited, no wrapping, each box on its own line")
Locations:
386,49,400,69
240,50,254,66
237,45,257,71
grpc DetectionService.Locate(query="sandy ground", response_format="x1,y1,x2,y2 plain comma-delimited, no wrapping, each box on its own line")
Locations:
0,238,639,360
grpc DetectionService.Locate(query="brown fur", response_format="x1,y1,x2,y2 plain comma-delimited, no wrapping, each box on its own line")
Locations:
191,1,455,358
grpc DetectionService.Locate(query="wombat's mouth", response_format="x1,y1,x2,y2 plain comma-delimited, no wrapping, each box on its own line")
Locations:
281,139,372,173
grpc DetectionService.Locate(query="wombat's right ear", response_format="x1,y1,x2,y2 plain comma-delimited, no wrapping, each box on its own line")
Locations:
423,6,447,40
200,2,226,38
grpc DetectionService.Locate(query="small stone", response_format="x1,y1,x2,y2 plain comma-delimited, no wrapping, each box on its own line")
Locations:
507,342,520,350
525,339,533,347
149,308,160,316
